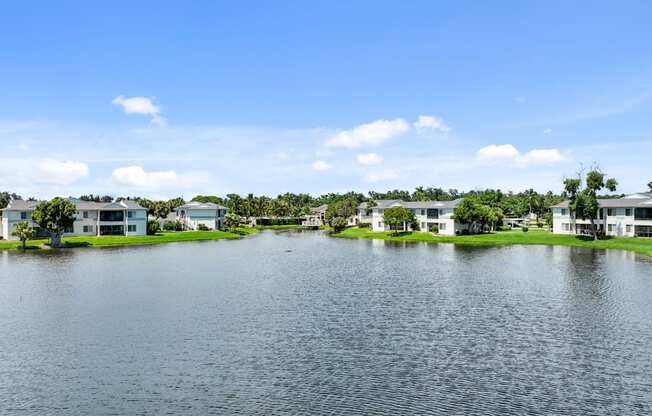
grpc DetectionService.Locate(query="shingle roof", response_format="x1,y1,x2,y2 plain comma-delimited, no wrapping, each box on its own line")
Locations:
2,198,146,211
552,194,652,209
177,201,227,210
358,199,462,210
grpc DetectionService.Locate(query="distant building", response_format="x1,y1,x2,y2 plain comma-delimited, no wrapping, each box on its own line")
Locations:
1,198,147,240
551,192,652,237
175,201,227,230
302,204,328,227
357,199,469,235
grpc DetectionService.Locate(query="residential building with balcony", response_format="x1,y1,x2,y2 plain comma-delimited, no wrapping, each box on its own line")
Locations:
175,201,227,230
551,192,652,237
356,199,467,235
1,198,147,240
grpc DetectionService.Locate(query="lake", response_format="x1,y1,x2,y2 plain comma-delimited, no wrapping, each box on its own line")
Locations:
1,230,652,415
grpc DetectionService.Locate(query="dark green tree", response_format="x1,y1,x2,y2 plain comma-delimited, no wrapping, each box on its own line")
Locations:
383,206,417,234
31,197,78,248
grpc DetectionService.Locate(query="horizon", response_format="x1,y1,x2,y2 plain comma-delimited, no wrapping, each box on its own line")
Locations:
1,1,651,198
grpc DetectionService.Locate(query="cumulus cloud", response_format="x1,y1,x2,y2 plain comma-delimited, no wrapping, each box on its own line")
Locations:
112,95,167,126
311,160,332,171
36,159,88,185
413,115,450,132
477,144,564,166
520,148,563,164
356,153,384,166
364,170,399,183
477,144,520,161
325,118,410,148
111,166,177,189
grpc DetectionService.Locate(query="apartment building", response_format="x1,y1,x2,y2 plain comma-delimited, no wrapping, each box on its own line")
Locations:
551,192,652,237
356,199,467,235
1,198,147,240
175,201,227,230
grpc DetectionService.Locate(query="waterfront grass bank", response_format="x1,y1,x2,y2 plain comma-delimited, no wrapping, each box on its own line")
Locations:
334,227,652,258
0,228,258,251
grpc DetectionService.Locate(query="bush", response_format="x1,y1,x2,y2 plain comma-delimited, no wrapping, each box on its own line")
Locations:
357,222,371,229
522,226,529,233
163,221,176,231
197,223,209,231
147,220,161,235
331,217,348,232
429,224,439,234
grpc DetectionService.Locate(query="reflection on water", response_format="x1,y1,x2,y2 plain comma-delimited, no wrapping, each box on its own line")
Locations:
1,231,651,415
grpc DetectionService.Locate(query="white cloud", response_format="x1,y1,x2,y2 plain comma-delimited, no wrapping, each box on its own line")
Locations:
325,118,410,148
37,159,89,185
111,166,177,189
520,149,563,164
356,153,384,166
112,95,167,126
477,144,520,161
364,170,399,183
311,160,332,171
413,115,450,132
477,144,564,166
514,96,527,104
543,128,552,134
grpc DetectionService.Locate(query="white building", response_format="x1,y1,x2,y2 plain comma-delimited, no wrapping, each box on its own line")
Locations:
551,192,652,237
176,201,227,230
356,199,468,235
1,198,148,240
302,204,328,227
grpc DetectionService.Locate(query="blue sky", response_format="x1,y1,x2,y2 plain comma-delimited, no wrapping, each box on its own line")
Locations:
1,1,651,198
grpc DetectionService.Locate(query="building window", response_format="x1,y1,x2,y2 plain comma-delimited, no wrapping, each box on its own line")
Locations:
626,225,632,233
20,211,27,220
83,211,88,218
64,225,74,233
427,209,439,219
128,224,137,232
421,209,425,215
439,223,446,231
378,221,383,228
83,225,94,233
561,208,567,216
421,222,425,230
625,208,632,216
608,224,615,232
562,223,570,231
599,209,604,220
127,211,133,218
607,208,615,216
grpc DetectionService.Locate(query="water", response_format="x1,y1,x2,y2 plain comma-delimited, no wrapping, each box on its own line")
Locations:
1,230,652,415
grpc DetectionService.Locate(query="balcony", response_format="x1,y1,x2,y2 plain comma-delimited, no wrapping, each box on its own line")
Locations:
635,208,652,221
99,211,125,222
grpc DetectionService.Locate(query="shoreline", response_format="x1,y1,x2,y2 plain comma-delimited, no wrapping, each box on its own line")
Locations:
332,227,652,259
0,228,259,252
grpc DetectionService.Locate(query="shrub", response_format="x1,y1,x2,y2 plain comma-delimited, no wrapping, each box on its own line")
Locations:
429,224,439,234
331,217,348,232
147,220,161,235
522,226,529,233
163,221,176,231
357,222,371,229
197,223,209,231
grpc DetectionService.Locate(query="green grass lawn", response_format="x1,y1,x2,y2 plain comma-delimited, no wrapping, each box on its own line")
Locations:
334,227,652,258
0,228,258,251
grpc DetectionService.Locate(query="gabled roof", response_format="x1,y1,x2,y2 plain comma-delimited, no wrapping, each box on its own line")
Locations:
310,204,328,213
358,199,462,210
177,201,227,210
2,198,146,211
552,193,652,209
1,199,40,211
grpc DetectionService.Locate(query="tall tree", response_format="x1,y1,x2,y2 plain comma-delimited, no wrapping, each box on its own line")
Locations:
566,169,618,240
563,178,581,235
31,198,78,248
